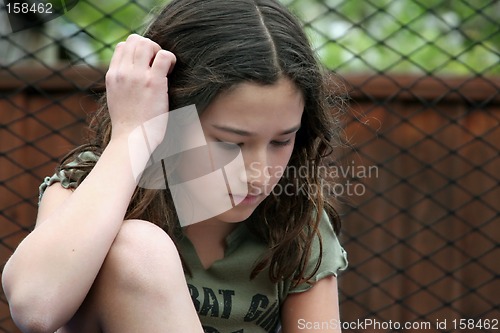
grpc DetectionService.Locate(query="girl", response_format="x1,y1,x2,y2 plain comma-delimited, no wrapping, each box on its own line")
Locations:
2,0,348,332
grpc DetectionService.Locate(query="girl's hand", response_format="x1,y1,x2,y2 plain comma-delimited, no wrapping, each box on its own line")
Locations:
105,34,177,147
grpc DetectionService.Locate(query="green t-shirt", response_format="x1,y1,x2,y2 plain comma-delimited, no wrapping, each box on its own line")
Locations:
180,217,347,333
39,152,348,333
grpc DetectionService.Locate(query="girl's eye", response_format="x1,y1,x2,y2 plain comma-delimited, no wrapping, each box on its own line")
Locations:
215,139,241,150
271,139,292,147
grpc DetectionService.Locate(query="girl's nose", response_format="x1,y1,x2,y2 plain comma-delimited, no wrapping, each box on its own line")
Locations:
242,159,271,191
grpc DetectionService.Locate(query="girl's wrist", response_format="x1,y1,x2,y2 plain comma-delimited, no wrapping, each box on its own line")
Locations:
107,134,157,184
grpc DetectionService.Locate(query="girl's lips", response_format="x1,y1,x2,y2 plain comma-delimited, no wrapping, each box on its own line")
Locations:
230,193,261,205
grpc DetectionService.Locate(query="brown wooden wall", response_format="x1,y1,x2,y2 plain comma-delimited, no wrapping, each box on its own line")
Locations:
1,67,499,332
338,92,499,332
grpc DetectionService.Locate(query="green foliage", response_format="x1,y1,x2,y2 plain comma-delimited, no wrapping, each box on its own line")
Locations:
61,0,499,75
60,0,164,62
287,0,500,75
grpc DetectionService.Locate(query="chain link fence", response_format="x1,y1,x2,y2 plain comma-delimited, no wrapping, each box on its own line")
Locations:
1,0,499,332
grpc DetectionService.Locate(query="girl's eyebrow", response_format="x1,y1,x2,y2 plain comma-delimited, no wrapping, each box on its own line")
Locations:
211,124,301,136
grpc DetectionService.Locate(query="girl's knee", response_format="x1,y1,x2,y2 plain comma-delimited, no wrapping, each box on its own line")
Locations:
100,219,184,291
113,219,178,255
89,220,193,330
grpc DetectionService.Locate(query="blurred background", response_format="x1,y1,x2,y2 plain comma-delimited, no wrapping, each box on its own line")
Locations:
1,0,499,332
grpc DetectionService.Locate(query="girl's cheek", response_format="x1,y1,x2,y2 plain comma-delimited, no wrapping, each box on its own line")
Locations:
267,165,286,187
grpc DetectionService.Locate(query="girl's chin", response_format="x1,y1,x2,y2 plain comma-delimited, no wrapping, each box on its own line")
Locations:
214,204,259,223
208,192,268,223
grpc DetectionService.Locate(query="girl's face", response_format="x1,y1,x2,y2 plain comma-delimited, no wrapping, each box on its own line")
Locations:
197,77,304,223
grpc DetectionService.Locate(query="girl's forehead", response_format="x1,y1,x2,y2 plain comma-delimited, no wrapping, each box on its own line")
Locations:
200,78,304,128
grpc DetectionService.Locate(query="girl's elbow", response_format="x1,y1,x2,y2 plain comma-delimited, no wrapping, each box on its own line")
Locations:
3,274,61,333
8,298,60,333
11,311,55,333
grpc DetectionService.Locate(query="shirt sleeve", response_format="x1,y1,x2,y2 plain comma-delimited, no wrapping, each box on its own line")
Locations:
287,210,348,294
38,151,99,204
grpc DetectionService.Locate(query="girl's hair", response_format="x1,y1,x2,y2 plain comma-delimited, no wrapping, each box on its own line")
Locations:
60,0,346,286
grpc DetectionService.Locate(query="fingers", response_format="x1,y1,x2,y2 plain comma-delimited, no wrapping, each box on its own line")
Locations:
133,36,162,68
109,41,125,70
111,34,174,74
105,34,173,144
151,50,177,77
120,34,155,68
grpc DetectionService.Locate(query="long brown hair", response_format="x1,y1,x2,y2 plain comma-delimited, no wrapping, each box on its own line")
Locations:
60,0,346,286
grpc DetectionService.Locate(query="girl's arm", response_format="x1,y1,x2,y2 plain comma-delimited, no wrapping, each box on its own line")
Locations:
280,276,342,333
1,34,176,333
